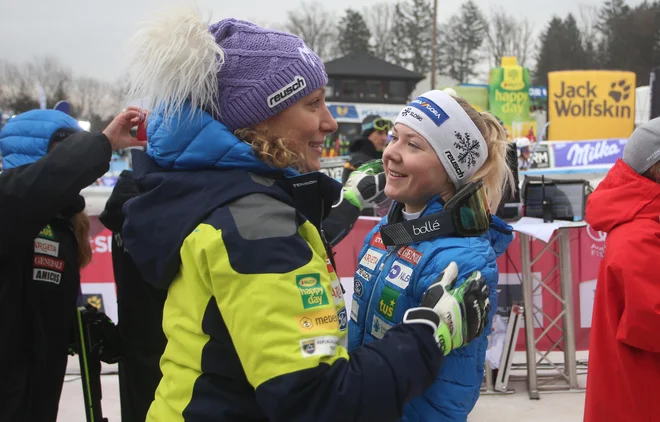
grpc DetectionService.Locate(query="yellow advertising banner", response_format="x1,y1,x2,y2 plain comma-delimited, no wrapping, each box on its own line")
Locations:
548,71,636,140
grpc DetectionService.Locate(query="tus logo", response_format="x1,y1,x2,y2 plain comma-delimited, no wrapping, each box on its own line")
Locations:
553,79,632,119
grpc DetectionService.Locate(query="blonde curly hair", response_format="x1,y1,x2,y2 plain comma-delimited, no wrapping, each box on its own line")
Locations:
234,128,305,171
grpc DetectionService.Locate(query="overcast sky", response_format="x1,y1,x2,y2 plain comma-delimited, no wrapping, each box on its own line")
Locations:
0,0,649,82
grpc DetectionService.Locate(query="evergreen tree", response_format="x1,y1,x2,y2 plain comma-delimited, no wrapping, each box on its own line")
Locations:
337,9,372,55
388,0,435,74
438,0,487,83
534,15,589,85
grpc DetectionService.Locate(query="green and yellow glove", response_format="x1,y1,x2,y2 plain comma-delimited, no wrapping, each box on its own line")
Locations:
343,159,387,210
403,262,491,355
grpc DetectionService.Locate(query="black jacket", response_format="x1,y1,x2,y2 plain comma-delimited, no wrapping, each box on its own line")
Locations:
341,136,382,185
0,132,111,422
98,170,167,422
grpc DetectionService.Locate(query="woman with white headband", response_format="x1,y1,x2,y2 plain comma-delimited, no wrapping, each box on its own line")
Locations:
118,7,493,422
349,90,515,422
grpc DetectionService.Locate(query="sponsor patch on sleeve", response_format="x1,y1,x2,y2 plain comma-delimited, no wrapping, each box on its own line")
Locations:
296,273,329,309
296,308,340,333
326,257,335,274
356,267,371,282
377,285,401,322
359,249,384,271
34,238,59,257
369,232,387,250
38,225,55,240
33,268,61,284
385,262,413,289
33,255,64,272
371,314,394,340
330,278,344,305
300,335,339,358
396,246,422,266
350,299,360,322
354,278,364,297
337,307,347,331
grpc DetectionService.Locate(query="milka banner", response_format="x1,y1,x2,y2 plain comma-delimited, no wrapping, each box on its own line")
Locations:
552,139,627,168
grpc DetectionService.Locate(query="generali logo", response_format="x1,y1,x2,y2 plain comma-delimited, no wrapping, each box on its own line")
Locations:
553,79,632,119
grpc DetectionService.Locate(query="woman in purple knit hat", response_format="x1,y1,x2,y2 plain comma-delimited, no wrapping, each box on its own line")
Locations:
120,6,491,422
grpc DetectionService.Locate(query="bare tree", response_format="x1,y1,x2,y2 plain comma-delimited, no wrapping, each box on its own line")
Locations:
363,2,395,60
484,7,535,68
26,56,73,108
283,1,338,60
0,60,25,105
577,2,601,66
578,4,600,42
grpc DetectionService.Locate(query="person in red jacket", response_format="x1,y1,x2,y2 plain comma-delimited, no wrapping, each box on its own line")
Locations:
584,117,660,422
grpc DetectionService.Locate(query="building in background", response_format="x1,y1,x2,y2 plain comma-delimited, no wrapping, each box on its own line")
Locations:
322,53,424,159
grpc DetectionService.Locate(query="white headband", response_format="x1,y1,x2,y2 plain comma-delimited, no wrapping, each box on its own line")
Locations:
394,90,488,189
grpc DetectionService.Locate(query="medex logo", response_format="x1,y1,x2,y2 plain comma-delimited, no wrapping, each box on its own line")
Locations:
553,79,632,119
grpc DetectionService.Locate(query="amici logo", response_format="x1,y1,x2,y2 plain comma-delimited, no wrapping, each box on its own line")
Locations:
586,224,607,243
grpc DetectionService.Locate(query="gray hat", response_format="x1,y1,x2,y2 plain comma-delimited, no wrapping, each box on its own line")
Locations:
623,117,660,174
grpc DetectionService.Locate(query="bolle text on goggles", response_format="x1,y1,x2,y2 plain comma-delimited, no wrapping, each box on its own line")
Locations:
362,118,393,133
380,180,492,246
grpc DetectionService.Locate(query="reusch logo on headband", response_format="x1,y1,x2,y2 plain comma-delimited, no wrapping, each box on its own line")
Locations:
268,76,307,108
443,150,465,179
409,96,449,127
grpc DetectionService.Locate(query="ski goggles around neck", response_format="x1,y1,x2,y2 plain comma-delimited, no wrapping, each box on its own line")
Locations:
380,180,492,246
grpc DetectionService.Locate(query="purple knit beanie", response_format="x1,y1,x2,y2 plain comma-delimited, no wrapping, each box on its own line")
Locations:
209,19,328,132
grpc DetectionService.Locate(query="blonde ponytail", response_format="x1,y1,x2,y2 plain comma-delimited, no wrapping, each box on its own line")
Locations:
452,97,515,211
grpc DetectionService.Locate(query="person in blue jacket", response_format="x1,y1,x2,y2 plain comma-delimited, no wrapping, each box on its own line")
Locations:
118,8,494,422
349,89,515,422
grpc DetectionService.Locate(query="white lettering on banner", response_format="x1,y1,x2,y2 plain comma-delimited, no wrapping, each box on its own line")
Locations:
330,279,344,305
590,244,605,258
33,268,61,284
565,141,620,166
350,299,360,322
385,262,413,289
371,314,393,339
34,238,59,257
586,225,607,243
318,167,343,180
359,249,383,271
90,235,112,254
300,335,339,358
